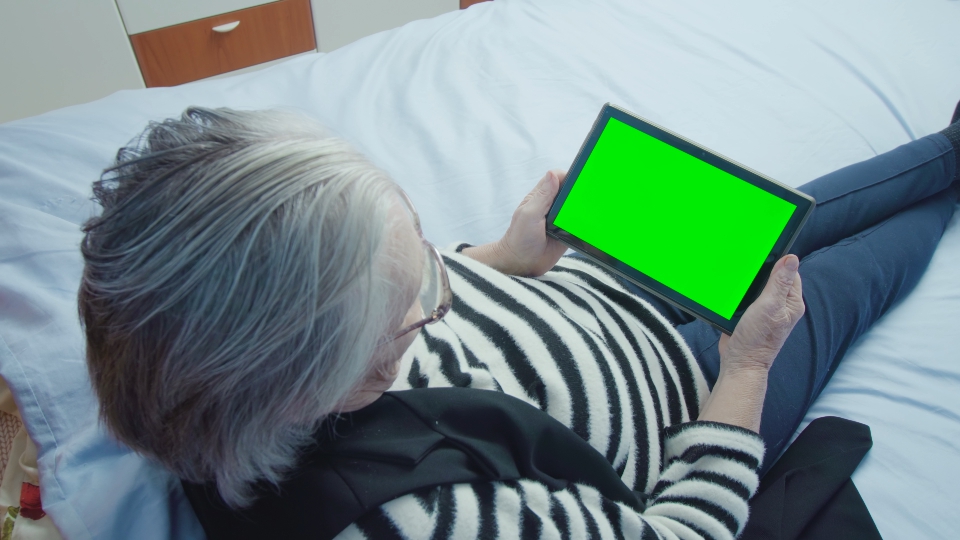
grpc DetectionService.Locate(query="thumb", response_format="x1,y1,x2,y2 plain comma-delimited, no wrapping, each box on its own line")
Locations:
767,254,799,299
530,170,560,203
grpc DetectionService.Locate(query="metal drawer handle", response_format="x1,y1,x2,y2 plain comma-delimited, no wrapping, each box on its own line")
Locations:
212,21,240,33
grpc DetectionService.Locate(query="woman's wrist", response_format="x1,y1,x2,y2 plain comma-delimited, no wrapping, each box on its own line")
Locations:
698,362,770,433
461,241,522,275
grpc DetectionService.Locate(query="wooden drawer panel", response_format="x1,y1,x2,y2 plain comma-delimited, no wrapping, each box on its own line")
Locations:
130,0,315,87
117,0,277,35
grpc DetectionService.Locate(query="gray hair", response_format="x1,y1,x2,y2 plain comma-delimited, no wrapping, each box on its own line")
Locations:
79,107,407,507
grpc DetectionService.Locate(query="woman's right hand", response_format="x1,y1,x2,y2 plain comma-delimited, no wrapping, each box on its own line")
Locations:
462,170,568,277
719,254,805,373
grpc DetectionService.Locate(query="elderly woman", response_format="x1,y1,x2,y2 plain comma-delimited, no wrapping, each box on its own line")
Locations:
79,106,959,540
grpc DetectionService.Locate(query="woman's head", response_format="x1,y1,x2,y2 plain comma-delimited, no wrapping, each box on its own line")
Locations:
79,107,418,507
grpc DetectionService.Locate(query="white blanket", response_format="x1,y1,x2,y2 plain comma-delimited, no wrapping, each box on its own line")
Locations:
1,0,958,538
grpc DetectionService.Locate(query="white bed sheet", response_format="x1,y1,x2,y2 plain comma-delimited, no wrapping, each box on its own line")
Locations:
1,0,958,538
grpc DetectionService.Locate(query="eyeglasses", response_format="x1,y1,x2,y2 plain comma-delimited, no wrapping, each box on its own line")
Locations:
383,189,453,343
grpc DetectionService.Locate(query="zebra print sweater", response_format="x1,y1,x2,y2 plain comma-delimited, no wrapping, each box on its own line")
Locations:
336,252,765,540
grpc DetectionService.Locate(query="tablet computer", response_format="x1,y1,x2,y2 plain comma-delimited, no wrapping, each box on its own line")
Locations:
546,104,815,334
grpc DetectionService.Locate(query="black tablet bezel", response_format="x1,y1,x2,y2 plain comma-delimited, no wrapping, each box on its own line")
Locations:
546,104,815,334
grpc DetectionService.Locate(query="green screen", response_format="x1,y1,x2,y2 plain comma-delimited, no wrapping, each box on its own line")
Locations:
554,117,796,319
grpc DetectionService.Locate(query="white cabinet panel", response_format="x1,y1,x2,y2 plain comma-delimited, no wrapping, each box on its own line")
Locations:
0,0,144,124
116,0,278,34
311,0,458,52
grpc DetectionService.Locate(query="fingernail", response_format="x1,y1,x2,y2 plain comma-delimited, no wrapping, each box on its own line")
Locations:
785,256,799,272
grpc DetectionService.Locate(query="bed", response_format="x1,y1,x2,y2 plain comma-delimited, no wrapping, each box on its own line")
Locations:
1,0,959,538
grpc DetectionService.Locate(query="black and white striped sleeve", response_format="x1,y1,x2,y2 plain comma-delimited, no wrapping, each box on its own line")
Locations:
337,421,764,540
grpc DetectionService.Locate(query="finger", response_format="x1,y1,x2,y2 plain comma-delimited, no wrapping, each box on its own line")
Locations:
788,272,802,299
786,272,805,318
538,171,561,198
761,254,799,301
525,171,561,214
537,171,560,197
550,169,567,184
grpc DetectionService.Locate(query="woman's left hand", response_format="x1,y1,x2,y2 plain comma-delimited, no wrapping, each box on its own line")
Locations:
718,254,805,372
463,170,569,276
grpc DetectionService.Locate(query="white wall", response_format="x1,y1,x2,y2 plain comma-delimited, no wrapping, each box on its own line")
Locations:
0,0,144,124
311,0,458,52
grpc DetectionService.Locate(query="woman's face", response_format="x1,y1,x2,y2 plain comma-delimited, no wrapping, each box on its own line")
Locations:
385,196,428,357
339,196,424,412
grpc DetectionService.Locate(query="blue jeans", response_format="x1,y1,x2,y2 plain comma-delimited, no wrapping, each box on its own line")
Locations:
612,133,958,473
